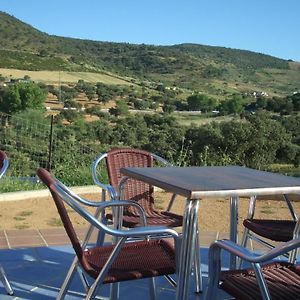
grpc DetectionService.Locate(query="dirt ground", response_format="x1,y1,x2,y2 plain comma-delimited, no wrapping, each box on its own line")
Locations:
0,191,299,233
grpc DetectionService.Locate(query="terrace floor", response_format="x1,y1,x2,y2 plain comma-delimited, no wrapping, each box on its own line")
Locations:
0,245,223,300
0,228,235,299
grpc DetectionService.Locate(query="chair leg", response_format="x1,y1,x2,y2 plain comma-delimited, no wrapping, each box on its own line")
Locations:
0,265,13,295
148,277,157,300
96,217,108,246
57,257,79,299
96,190,108,246
194,232,202,293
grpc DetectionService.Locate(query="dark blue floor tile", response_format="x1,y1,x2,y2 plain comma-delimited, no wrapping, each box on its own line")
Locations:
0,245,233,299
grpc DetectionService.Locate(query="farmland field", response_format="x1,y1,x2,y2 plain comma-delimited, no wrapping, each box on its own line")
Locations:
0,68,133,85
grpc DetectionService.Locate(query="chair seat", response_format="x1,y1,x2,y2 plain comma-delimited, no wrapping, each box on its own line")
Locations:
243,219,296,242
83,239,176,283
220,262,300,300
106,210,183,227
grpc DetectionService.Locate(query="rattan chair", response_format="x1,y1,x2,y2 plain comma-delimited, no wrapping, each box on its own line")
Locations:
0,151,14,296
206,237,300,300
92,147,202,292
240,195,299,265
37,168,180,300
92,148,183,228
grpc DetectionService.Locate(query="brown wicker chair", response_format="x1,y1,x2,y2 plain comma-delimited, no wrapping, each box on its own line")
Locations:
0,150,14,296
240,195,299,265
37,167,180,300
92,148,183,228
92,147,202,292
206,238,300,300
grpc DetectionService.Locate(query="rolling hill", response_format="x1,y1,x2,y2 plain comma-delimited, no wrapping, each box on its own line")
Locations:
0,11,299,97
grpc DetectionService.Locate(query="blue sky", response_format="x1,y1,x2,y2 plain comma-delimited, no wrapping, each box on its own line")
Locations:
1,0,300,62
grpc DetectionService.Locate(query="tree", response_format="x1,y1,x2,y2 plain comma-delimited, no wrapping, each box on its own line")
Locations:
60,110,83,124
64,99,82,109
256,96,267,110
187,93,218,112
0,82,46,114
219,95,244,115
39,49,48,57
111,115,149,147
249,115,288,167
162,103,176,113
291,93,300,111
132,99,150,110
0,85,21,114
109,100,129,117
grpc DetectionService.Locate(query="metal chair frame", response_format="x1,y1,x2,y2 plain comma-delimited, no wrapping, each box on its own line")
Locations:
91,148,202,292
206,237,300,300
0,150,14,296
240,195,299,265
38,168,180,300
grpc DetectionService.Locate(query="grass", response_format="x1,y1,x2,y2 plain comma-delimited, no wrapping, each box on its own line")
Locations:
47,217,63,227
11,212,32,229
14,224,30,230
174,113,234,126
18,211,33,217
13,211,34,222
269,164,300,177
259,208,275,215
13,216,26,221
153,195,165,210
0,178,46,193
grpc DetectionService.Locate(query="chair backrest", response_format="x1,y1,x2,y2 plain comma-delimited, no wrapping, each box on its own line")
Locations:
0,150,8,178
106,148,155,216
37,168,92,272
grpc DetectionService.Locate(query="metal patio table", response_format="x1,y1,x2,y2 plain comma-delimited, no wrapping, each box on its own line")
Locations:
121,165,300,300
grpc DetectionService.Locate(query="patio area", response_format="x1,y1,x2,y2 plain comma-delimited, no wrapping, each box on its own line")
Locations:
0,228,232,300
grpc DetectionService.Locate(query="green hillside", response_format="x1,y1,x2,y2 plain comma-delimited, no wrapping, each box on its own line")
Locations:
0,11,299,97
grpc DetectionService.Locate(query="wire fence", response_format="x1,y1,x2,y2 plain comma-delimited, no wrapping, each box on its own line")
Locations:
0,112,98,188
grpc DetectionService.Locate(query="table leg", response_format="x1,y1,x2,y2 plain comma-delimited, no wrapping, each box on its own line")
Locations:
229,196,239,269
176,199,199,300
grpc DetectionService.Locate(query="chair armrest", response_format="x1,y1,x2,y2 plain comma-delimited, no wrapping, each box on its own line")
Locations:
210,238,300,264
117,225,180,239
55,181,179,240
55,180,114,206
54,180,147,225
206,238,300,300
152,152,173,167
119,175,179,213
91,153,118,199
96,200,147,227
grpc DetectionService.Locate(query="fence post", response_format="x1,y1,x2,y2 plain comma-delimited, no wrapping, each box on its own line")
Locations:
47,114,54,171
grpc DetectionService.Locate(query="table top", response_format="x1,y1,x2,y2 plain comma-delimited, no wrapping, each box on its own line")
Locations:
121,165,300,199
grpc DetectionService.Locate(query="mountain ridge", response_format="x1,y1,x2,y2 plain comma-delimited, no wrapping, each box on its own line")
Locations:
0,11,299,97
